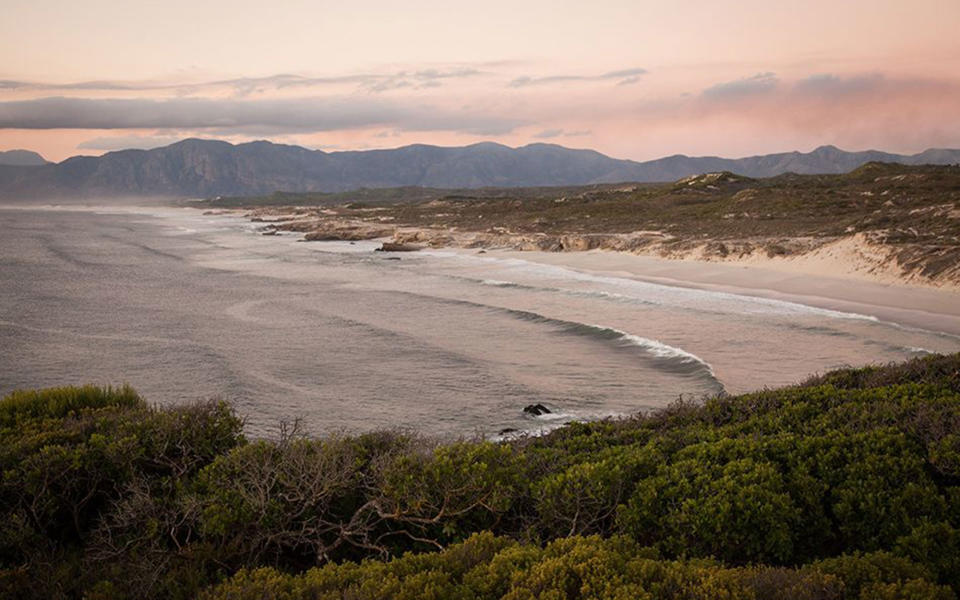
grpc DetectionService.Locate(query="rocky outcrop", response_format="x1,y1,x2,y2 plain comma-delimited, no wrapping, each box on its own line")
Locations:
391,227,671,254
523,403,552,416
240,210,958,289
301,222,396,242
254,212,854,268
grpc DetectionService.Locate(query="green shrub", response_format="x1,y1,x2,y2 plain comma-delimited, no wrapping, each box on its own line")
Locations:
533,444,661,537
193,437,367,567
810,551,934,599
4,355,960,599
895,522,960,590
618,453,802,563
202,534,844,600
859,579,956,600
0,384,143,427
0,389,243,599
376,440,528,546
929,434,960,477
824,432,946,550
800,353,960,392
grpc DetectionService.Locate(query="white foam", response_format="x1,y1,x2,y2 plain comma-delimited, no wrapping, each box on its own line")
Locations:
596,326,718,379
480,279,514,287
438,252,880,322
529,410,577,422
621,333,710,365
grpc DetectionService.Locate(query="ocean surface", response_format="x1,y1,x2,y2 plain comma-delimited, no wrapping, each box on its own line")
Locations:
2,205,958,438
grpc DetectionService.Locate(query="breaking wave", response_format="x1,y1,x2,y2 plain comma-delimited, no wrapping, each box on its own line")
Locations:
368,287,725,393
487,306,725,393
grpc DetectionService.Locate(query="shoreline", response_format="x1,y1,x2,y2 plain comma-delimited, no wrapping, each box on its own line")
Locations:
228,206,960,337
234,207,960,288
451,247,960,338
210,204,960,337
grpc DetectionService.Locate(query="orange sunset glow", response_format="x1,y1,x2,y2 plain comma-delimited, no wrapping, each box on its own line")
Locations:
2,0,959,161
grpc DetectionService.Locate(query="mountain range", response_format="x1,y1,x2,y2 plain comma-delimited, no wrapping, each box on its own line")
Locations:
0,138,958,200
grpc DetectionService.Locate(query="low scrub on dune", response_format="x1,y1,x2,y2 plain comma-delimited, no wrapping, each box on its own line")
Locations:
2,353,960,599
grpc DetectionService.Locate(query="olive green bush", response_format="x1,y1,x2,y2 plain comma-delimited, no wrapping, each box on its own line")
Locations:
201,533,846,600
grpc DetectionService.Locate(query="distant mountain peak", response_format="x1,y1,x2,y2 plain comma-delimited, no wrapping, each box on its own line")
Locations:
0,149,49,167
464,141,512,150
169,138,233,148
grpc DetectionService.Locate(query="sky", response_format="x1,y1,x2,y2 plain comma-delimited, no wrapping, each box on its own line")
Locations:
1,0,959,162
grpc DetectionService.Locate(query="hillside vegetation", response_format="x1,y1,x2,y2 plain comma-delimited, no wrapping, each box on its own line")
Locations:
2,354,960,598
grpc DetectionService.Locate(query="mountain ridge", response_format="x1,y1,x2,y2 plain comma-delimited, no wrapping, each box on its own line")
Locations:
0,149,49,167
0,138,958,200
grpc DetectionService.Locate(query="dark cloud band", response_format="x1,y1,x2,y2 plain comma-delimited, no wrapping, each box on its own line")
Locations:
0,96,525,135
0,69,485,96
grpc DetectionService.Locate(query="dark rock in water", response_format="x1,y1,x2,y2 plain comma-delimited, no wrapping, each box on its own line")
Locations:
261,229,278,236
377,242,423,252
498,427,518,435
384,256,401,261
477,250,487,254
523,403,551,416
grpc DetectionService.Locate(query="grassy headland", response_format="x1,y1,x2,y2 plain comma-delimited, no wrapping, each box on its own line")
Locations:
203,163,960,286
2,354,960,598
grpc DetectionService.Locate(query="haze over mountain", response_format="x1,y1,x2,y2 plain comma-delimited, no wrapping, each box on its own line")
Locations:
0,138,958,200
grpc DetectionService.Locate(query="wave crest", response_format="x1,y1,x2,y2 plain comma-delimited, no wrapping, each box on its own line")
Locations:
496,307,724,392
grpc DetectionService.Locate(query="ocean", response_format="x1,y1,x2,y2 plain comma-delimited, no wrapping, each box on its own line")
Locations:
2,205,957,438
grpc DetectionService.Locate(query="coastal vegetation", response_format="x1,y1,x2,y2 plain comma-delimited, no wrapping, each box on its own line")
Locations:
209,163,960,285
2,353,960,598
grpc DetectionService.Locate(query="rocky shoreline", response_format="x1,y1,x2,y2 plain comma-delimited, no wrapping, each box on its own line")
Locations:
225,207,959,290
242,208,824,255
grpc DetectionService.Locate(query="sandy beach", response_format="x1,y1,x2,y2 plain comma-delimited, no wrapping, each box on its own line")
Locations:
453,247,960,338
243,205,960,338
